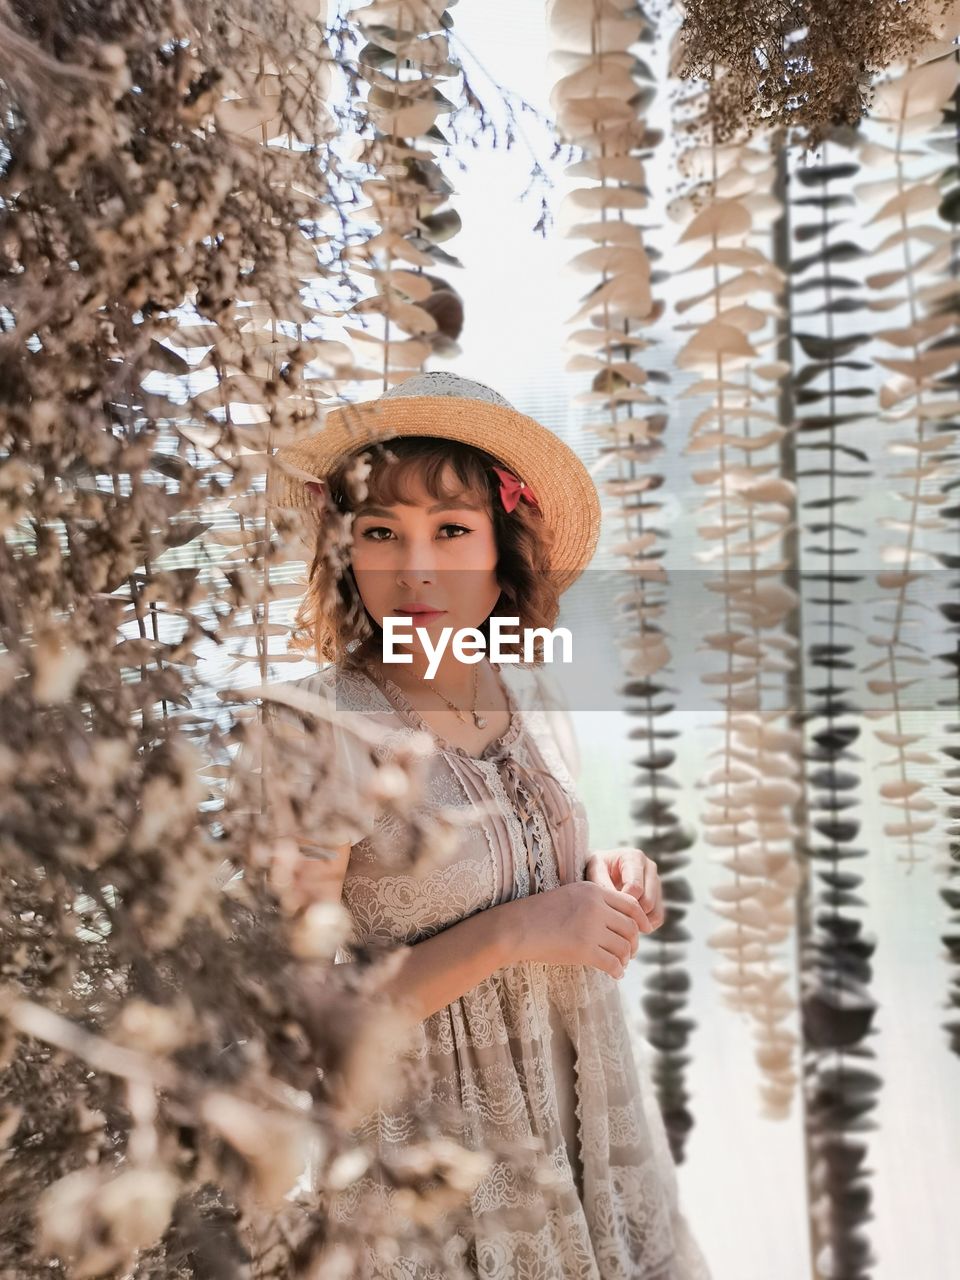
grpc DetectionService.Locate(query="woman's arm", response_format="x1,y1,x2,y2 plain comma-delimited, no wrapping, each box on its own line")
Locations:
377,897,519,1023
280,845,646,1028
277,841,519,1023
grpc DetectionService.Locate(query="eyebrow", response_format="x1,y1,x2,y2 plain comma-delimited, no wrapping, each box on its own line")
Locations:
355,499,485,518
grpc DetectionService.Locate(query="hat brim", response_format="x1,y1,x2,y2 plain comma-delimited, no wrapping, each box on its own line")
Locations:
269,395,601,595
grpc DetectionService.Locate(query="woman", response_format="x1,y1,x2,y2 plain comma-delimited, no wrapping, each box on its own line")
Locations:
267,372,711,1279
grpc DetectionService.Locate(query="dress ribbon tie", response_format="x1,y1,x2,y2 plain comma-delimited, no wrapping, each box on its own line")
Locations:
493,752,576,896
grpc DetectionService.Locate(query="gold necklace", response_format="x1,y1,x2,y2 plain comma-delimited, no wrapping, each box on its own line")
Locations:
426,662,488,730
389,661,488,730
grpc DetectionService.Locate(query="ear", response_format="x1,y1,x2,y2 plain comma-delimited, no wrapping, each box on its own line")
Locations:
305,479,326,505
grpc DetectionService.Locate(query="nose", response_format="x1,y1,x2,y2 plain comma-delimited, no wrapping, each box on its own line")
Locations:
389,528,451,582
395,563,436,589
394,540,440,587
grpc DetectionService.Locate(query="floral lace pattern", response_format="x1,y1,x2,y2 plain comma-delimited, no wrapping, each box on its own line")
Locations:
270,662,712,1280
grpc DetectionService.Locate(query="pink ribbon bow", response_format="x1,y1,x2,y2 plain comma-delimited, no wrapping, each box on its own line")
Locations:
492,465,541,515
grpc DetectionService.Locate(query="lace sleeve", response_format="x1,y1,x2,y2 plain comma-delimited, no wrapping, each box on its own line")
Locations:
530,666,581,784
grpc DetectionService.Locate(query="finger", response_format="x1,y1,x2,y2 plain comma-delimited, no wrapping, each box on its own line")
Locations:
625,881,658,920
630,900,653,935
603,887,653,933
604,902,647,945
623,856,661,919
592,945,625,979
600,930,632,968
609,848,633,893
585,854,616,891
621,873,647,903
619,851,648,898
612,919,640,958
633,861,663,927
647,877,665,929
597,848,634,894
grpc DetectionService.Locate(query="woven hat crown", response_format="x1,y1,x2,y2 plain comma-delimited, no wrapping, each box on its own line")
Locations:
379,371,516,410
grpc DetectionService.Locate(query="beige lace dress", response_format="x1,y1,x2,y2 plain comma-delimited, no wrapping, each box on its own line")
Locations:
269,660,711,1280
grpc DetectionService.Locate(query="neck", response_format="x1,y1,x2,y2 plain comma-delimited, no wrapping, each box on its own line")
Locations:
377,647,488,705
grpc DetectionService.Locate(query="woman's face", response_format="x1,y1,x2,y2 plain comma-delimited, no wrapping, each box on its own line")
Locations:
348,462,502,651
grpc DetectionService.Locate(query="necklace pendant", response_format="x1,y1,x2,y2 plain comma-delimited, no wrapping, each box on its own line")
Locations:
474,712,487,729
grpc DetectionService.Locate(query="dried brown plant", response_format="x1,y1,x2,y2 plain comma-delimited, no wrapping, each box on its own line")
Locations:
0,0,489,1275
0,0,585,1272
673,0,958,149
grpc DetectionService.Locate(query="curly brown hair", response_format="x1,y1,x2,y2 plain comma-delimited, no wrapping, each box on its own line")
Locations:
289,435,562,672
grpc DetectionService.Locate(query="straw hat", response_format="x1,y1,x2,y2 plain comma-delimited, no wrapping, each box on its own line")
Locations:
269,371,601,594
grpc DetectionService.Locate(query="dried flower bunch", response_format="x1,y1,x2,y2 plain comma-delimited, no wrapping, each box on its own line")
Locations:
0,0,504,1275
673,0,956,147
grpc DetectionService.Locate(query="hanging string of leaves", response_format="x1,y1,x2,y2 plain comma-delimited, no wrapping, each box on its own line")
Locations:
788,136,882,1280
544,0,707,1163
666,61,804,1117
856,48,958,864
332,0,467,393
936,66,960,1060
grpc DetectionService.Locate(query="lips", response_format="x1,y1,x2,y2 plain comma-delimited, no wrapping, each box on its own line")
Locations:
398,606,446,619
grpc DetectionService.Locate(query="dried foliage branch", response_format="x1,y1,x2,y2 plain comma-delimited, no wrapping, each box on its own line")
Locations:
331,0,469,387
307,0,574,406
937,61,960,1060
783,129,891,1280
0,1,490,1276
853,44,958,869
662,17,959,1276
544,0,708,1164
672,0,958,149
666,65,805,1115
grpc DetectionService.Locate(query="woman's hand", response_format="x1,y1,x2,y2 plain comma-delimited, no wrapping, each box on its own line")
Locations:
583,847,663,934
506,882,649,979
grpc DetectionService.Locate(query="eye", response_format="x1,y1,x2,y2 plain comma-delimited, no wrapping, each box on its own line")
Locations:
358,523,472,541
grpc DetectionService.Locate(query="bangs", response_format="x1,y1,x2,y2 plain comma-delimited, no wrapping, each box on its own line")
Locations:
332,436,495,512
